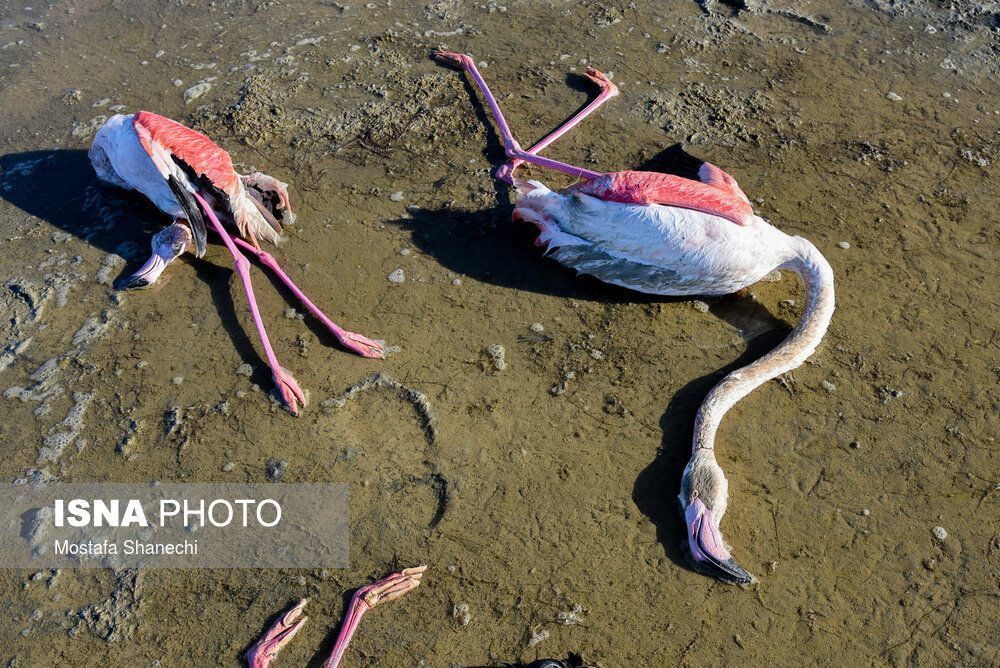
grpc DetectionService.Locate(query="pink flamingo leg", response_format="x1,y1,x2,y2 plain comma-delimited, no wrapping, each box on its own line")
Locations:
496,67,619,184
433,50,605,182
246,599,308,668
325,565,426,668
230,237,386,359
190,191,307,414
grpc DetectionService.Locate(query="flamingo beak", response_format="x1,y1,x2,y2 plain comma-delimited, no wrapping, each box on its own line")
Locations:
116,252,167,290
684,497,755,585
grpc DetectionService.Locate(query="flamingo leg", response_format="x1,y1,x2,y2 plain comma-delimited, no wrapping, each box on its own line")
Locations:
433,51,605,182
496,67,618,184
190,190,307,415
246,599,308,668
231,237,386,359
324,565,426,668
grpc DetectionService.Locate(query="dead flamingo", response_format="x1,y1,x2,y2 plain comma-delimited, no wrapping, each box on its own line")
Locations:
435,51,835,584
246,566,426,668
89,112,385,413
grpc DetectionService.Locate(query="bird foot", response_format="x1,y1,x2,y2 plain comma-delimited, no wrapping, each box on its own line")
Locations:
432,49,473,69
273,367,307,415
245,598,308,668
359,565,427,609
337,331,387,359
583,67,619,97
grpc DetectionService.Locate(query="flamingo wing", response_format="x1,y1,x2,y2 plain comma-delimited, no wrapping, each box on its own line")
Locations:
132,111,242,256
565,145,755,226
647,143,752,204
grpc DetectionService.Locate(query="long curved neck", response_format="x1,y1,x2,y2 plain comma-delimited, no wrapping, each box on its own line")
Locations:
693,237,835,452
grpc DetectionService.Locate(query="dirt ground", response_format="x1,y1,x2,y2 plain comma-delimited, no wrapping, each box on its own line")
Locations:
0,0,999,665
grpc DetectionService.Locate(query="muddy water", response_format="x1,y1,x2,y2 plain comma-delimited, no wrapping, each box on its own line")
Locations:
1,0,999,665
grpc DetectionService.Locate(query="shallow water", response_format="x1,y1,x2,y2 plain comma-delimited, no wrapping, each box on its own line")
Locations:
1,0,999,665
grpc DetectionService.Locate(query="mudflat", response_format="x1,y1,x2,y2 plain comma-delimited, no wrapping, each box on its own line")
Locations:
0,1,998,665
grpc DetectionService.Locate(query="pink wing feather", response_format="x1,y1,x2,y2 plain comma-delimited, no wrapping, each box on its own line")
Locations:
567,169,755,226
132,111,241,203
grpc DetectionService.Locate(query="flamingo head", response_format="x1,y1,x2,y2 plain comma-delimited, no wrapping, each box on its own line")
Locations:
678,449,755,585
115,222,191,290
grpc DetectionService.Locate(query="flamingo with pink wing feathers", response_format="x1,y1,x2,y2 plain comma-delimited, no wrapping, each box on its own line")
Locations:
89,112,385,414
435,51,835,585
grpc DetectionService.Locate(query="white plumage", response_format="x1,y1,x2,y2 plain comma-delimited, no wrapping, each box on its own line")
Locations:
514,180,799,295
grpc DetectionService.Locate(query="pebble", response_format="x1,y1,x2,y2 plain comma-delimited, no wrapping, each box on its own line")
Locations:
932,526,947,540
822,380,836,392
452,603,471,626
389,191,404,201
837,241,851,249
172,79,183,87
452,278,461,286
886,91,902,101
171,376,183,385
399,248,411,255
222,462,235,472
236,363,253,377
266,458,287,482
527,628,550,647
555,604,584,625
529,323,544,333
182,82,211,103
387,269,405,283
692,300,710,313
589,349,604,360
486,344,507,371
862,508,870,516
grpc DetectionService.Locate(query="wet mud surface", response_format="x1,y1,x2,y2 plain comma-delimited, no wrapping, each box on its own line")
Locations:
0,0,999,665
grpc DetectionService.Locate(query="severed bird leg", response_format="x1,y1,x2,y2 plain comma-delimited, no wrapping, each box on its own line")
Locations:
324,565,427,668
495,67,618,184
433,50,605,182
191,190,307,414
230,237,386,359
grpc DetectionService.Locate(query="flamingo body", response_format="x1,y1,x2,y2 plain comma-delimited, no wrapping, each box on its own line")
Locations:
513,173,795,296
436,50,836,585
87,111,385,414
90,112,281,257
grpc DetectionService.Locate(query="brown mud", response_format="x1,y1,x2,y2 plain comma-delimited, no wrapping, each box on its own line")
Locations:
0,0,999,665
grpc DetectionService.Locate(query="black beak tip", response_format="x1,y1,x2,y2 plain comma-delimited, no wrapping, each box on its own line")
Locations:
115,276,150,291
687,549,756,586
718,558,756,586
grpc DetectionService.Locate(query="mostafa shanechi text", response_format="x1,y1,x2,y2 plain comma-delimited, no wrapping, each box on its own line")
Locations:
0,483,348,568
